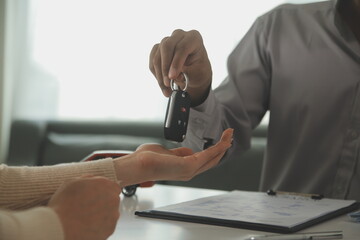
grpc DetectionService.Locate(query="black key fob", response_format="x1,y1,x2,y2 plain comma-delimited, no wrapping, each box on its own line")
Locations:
164,73,191,142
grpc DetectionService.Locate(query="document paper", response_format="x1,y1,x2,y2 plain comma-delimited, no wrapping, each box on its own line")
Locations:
152,190,356,227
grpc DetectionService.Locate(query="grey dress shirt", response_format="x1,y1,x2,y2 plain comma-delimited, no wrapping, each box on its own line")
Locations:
184,0,360,200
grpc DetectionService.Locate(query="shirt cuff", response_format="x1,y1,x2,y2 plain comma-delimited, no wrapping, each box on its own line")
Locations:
192,88,217,114
0,207,64,240
185,90,223,151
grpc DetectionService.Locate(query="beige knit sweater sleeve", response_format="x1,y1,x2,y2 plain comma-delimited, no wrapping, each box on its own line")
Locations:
0,159,119,240
0,158,117,210
0,207,64,240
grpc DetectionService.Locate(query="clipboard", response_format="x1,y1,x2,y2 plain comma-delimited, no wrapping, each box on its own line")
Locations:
135,190,359,233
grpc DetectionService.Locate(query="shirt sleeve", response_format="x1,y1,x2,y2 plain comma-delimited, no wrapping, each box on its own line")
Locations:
0,158,117,210
184,16,271,159
0,207,64,240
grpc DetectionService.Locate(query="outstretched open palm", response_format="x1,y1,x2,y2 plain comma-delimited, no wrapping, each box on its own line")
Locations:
132,128,233,182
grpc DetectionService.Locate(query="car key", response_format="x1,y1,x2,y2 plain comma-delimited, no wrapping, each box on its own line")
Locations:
164,72,191,142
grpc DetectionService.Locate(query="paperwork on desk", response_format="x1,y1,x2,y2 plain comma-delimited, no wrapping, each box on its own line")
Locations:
135,190,359,233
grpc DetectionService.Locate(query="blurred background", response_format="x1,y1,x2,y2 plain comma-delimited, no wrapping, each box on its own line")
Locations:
0,0,325,164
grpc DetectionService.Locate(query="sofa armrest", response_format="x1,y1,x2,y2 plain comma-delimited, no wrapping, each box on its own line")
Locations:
7,120,47,166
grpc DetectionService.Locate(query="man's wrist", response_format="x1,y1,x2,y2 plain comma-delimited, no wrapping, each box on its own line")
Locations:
189,83,212,107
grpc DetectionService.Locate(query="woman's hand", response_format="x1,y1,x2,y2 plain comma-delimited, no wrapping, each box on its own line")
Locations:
49,176,121,240
113,128,233,186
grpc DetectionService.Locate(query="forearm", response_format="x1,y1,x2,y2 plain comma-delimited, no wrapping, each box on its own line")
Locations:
0,159,117,210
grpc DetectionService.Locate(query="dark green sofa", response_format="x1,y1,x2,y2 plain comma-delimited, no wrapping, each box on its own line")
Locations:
7,120,267,191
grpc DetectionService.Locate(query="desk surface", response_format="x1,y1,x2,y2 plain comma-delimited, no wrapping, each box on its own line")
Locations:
109,185,359,240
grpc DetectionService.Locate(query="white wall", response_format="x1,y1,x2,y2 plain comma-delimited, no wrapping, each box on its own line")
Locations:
0,0,7,163
0,0,14,163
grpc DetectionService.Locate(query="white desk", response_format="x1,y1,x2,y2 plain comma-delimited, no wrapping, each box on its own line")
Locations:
109,185,359,240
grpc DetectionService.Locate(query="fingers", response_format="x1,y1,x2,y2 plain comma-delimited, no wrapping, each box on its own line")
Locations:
169,30,201,79
155,129,233,159
159,32,183,83
78,175,122,195
165,29,190,80
49,175,121,240
220,128,234,142
170,147,194,157
132,129,233,182
150,30,186,96
150,43,171,97
139,181,156,187
194,148,228,175
204,128,234,152
149,29,203,97
184,128,233,173
96,177,123,195
136,143,164,152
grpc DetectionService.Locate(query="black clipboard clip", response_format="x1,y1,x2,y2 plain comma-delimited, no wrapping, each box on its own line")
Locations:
267,189,324,200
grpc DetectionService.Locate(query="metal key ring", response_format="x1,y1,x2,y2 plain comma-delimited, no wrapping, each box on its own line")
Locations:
170,72,189,91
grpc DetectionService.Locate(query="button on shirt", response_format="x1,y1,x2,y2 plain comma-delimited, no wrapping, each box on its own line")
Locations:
184,0,360,200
